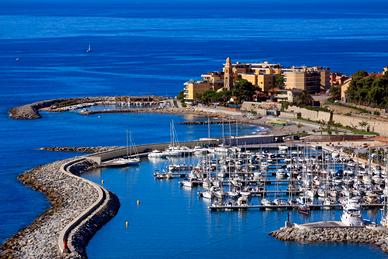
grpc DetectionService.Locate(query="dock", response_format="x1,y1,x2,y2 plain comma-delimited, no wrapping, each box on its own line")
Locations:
209,203,384,211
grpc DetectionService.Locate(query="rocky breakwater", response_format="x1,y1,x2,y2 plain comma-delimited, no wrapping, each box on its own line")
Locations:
0,158,120,258
270,224,388,253
40,146,120,153
9,96,163,120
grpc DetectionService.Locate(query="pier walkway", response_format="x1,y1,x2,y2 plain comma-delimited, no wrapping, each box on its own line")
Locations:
209,203,383,211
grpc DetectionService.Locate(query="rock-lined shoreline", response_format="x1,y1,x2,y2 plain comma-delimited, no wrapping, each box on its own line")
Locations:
9,96,163,120
0,158,120,258
270,224,388,253
39,146,120,153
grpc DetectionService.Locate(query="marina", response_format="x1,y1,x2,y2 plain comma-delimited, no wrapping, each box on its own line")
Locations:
145,140,388,221
1,1,388,258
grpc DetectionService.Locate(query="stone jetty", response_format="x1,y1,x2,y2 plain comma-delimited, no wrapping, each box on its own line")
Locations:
9,96,163,120
0,158,120,258
40,146,120,153
270,223,388,253
177,120,238,125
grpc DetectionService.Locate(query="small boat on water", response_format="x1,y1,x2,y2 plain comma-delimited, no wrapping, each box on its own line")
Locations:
298,204,310,215
180,178,196,188
86,44,92,53
261,198,274,210
103,130,140,167
106,157,140,167
148,150,166,159
200,190,214,199
341,198,364,226
154,171,172,180
237,196,248,207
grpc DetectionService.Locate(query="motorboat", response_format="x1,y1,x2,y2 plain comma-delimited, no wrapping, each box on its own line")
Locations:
341,198,364,226
298,204,310,215
148,150,166,158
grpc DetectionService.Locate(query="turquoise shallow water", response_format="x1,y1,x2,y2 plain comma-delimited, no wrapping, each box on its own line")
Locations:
1,0,388,257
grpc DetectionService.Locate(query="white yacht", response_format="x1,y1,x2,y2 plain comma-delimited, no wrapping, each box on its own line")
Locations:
103,130,140,167
237,196,248,206
201,191,213,200
148,150,166,159
341,198,364,226
275,169,287,179
193,146,209,155
105,157,140,167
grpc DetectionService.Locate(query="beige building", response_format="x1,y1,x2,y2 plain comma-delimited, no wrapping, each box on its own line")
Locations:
257,74,275,92
340,78,352,102
275,90,295,103
183,81,212,101
320,68,331,89
240,73,257,86
182,58,331,102
201,72,224,90
283,66,326,93
239,73,274,92
250,61,282,75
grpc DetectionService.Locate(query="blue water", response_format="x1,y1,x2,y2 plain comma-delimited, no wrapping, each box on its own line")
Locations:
84,160,384,258
1,0,388,257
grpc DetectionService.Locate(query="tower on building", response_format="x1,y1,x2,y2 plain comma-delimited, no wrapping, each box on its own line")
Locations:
224,57,233,90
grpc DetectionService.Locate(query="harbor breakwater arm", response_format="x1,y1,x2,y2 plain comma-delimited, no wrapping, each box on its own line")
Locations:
39,146,120,153
9,96,164,120
270,224,388,253
0,157,120,258
0,140,220,258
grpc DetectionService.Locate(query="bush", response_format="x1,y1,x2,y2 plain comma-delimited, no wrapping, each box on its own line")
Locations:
346,71,388,108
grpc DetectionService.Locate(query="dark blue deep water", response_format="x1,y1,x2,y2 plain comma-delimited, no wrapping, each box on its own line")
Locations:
1,0,388,258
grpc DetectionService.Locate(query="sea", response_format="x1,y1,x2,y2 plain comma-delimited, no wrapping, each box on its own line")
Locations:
1,0,388,258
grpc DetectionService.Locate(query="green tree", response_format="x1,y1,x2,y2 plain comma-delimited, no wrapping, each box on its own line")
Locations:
352,70,369,79
198,89,232,105
274,74,285,90
177,90,185,101
329,85,341,100
199,90,217,105
231,79,256,103
346,71,388,108
293,91,314,106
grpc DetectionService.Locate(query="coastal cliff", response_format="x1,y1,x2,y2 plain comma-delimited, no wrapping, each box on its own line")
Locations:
0,159,120,258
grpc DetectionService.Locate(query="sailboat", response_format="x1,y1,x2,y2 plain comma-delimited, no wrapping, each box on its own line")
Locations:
165,120,192,157
105,130,140,167
86,44,92,53
380,158,388,227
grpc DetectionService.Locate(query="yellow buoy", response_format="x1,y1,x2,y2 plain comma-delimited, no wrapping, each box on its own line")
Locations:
125,220,128,229
101,179,104,185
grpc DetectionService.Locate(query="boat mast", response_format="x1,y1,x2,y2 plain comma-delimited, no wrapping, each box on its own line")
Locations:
126,129,129,157
207,117,210,146
222,120,225,145
235,120,238,147
384,149,388,223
